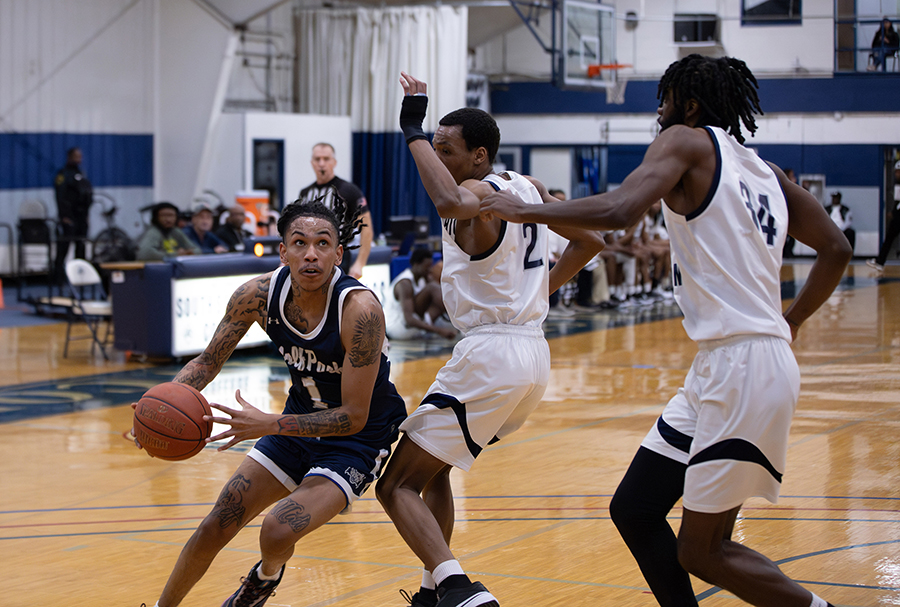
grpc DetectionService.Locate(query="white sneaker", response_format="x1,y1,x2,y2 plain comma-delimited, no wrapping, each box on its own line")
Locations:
866,259,884,273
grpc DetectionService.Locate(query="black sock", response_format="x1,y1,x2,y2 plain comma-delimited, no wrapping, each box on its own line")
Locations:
438,574,471,593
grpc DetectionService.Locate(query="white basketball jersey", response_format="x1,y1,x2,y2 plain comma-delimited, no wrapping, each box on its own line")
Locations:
662,126,791,343
383,267,425,322
439,172,550,332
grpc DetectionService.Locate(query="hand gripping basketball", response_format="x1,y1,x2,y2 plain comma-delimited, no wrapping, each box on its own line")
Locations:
132,382,212,461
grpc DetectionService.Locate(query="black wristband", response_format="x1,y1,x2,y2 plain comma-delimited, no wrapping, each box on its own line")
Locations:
400,95,428,144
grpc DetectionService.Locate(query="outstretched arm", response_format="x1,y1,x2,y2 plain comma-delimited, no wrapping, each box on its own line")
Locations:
772,163,852,339
480,125,707,229
134,273,269,453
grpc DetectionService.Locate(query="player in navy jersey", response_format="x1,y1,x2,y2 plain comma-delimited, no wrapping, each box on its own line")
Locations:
375,72,604,607
135,197,406,607
481,55,851,607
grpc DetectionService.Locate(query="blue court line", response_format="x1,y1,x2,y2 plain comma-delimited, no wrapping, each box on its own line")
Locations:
3,492,898,515
5,514,899,542
695,538,900,600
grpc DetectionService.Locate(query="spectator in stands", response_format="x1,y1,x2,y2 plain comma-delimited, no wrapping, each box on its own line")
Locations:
136,202,200,261
384,247,456,340
644,201,673,298
615,219,654,306
215,205,252,252
867,159,900,272
826,192,855,253
783,168,798,258
184,201,228,254
869,16,899,72
546,189,576,314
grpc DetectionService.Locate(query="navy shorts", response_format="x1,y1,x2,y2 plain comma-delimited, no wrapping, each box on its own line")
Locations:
250,433,394,510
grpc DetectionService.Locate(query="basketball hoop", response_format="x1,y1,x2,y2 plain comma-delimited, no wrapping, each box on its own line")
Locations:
586,64,631,105
586,63,632,78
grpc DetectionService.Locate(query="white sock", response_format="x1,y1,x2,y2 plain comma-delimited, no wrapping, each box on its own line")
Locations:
421,569,435,590
809,593,828,607
431,560,465,586
257,564,281,581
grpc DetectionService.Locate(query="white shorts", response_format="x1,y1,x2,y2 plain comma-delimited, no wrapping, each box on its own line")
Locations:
641,334,800,513
400,325,550,471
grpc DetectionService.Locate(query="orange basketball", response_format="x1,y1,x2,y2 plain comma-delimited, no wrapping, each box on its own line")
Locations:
133,382,212,461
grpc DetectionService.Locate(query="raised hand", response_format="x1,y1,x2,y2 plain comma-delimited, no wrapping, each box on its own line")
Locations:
400,71,427,96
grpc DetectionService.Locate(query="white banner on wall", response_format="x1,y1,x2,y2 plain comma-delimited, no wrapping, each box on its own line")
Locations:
172,275,270,357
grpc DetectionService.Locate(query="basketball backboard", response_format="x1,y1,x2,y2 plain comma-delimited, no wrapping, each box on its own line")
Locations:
561,0,616,90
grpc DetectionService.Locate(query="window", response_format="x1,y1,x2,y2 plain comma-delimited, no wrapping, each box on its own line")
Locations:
741,0,801,26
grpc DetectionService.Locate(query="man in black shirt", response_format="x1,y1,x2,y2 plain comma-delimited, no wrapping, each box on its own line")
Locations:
214,205,252,252
53,147,93,282
297,143,373,277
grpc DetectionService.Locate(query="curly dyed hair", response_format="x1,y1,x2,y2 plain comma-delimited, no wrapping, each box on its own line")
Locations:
439,107,501,164
277,190,363,250
657,54,762,144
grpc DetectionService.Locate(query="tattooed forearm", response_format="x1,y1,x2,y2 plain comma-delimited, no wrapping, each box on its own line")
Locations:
272,498,311,533
277,409,354,436
174,277,268,388
172,361,213,391
348,311,382,368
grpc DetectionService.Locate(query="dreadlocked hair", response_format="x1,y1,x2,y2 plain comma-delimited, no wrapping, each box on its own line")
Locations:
657,54,762,145
277,189,364,250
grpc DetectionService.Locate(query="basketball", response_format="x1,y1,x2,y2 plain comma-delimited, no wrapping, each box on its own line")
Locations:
133,382,212,461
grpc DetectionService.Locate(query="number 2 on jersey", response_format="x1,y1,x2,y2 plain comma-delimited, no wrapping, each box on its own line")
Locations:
522,223,545,270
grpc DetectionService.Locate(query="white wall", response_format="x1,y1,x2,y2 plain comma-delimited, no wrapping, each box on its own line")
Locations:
473,0,838,80
155,0,234,207
202,112,353,209
529,148,573,197
243,113,353,202
0,0,156,132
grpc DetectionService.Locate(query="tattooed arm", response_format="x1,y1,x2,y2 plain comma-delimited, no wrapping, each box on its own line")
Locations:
173,273,271,391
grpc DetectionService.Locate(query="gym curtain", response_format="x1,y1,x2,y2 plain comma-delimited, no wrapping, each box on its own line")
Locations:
294,6,468,235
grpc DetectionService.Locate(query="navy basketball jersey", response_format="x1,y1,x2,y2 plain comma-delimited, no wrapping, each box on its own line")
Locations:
265,266,406,443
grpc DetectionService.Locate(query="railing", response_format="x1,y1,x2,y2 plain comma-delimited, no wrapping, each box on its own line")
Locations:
835,15,899,73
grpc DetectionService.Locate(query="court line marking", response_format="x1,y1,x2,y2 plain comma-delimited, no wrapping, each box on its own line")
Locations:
2,492,898,515
696,538,900,600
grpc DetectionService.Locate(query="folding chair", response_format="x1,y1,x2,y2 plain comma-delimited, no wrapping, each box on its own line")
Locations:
64,259,113,360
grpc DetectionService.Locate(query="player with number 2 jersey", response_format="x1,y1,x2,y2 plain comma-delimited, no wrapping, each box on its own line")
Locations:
375,72,604,607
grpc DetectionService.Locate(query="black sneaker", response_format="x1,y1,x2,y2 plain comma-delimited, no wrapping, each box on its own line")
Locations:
400,588,439,607
220,561,284,607
435,580,498,607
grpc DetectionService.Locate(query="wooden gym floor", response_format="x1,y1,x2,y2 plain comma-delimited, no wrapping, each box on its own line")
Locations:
0,260,897,607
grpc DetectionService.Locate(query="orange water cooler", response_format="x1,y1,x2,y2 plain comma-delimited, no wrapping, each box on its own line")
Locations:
236,190,271,236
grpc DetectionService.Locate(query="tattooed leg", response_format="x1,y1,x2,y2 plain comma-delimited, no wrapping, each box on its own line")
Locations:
257,475,348,577
156,457,289,607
